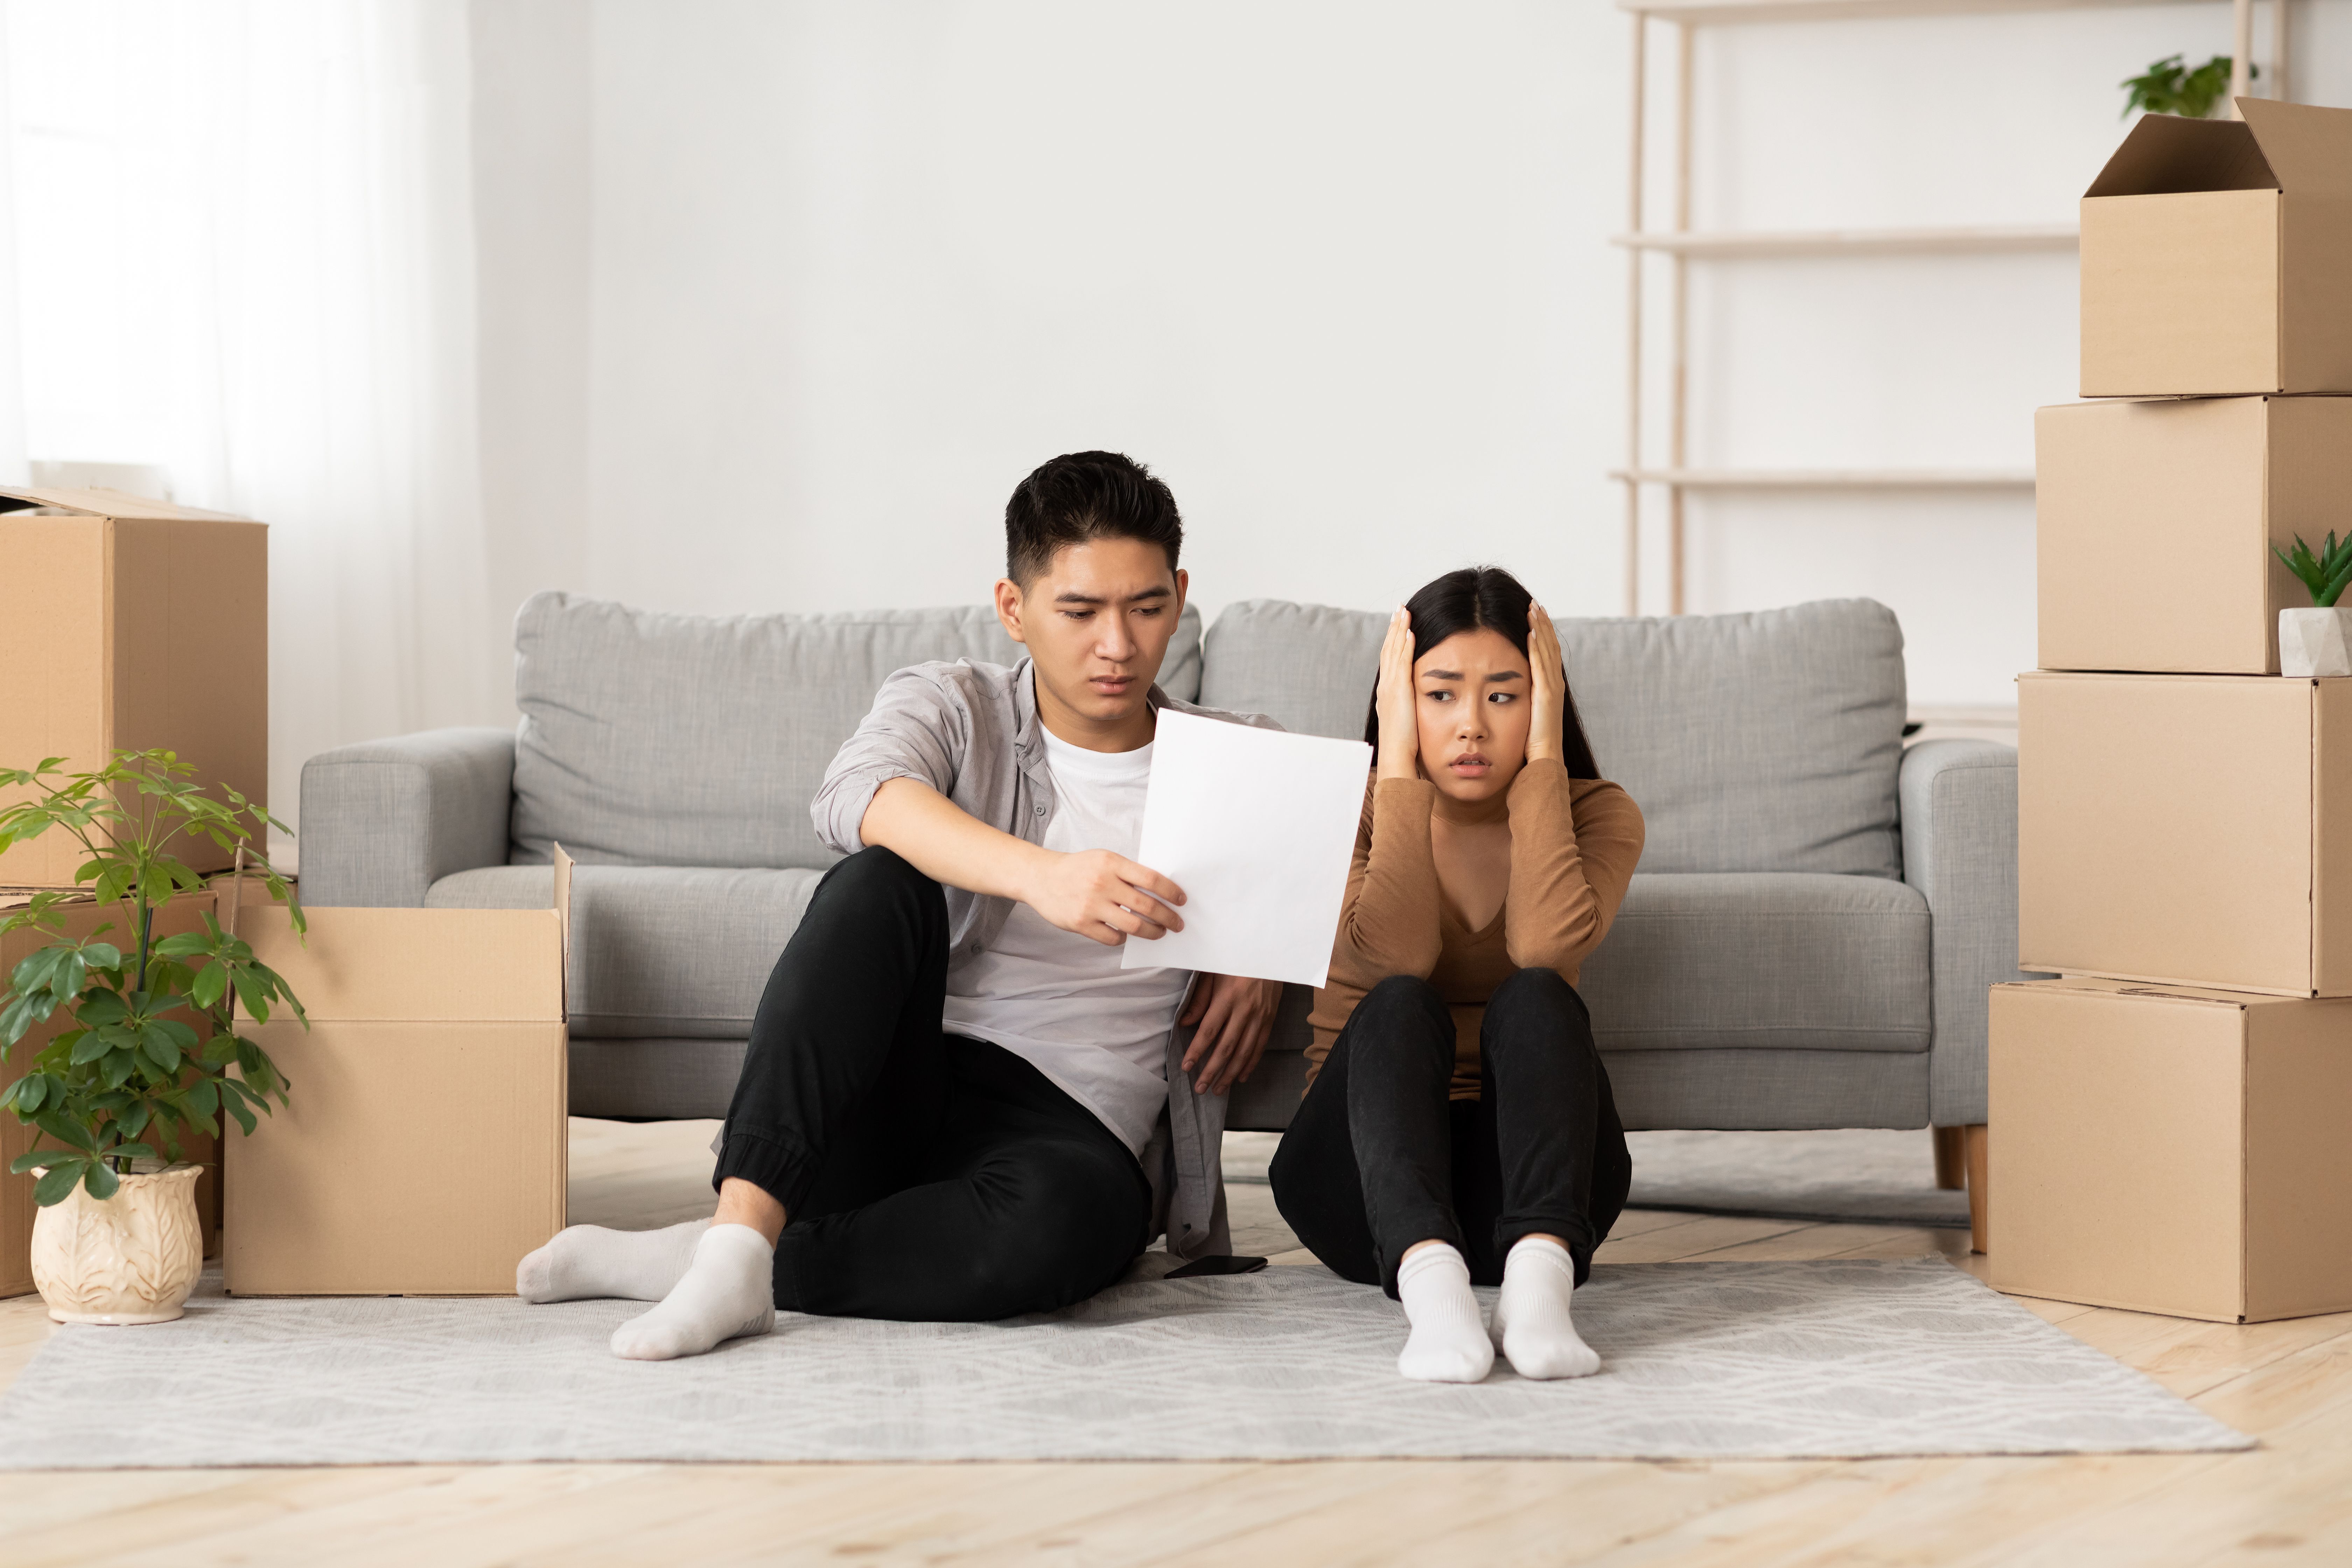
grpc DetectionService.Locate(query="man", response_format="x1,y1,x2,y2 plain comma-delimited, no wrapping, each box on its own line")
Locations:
518,451,1285,1359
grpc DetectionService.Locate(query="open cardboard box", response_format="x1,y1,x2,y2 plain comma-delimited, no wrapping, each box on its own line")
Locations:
1989,976,2352,1322
2036,396,2352,675
222,852,570,1296
2018,672,2352,996
0,486,268,886
0,890,223,1298
2081,98,2352,396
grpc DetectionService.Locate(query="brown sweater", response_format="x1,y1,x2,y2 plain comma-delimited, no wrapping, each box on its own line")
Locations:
1307,757,1646,1100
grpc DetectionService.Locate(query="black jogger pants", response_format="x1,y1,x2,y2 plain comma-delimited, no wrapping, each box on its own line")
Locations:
714,846,1154,1321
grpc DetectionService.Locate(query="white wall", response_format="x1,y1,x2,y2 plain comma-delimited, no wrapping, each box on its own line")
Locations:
474,0,2352,714
1670,1,2351,705
574,0,1624,627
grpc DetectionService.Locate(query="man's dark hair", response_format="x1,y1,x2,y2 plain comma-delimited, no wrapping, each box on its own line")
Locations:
1004,451,1182,588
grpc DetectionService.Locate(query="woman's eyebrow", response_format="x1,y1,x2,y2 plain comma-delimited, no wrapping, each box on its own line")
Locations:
1483,671,1525,682
1420,668,1465,681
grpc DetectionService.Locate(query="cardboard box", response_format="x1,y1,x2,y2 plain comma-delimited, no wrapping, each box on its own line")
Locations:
0,486,268,886
2037,396,2352,674
1,891,223,1298
1989,976,2352,1322
223,854,569,1295
2081,98,2352,397
2017,672,2352,996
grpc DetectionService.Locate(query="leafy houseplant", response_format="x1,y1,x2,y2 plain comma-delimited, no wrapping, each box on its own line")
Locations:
2121,55,2254,121
0,750,305,1207
2274,533,2352,678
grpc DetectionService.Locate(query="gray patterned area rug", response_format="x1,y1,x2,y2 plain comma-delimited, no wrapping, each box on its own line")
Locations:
0,1258,2245,1466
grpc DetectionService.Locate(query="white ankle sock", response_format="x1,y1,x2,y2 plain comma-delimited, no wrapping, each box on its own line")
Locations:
608,1223,777,1361
1492,1236,1600,1379
1394,1243,1493,1384
517,1220,710,1304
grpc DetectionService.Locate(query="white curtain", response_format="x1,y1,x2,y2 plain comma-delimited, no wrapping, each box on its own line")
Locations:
2,0,499,852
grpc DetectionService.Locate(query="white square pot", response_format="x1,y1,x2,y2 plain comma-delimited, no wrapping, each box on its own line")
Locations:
2280,607,2352,678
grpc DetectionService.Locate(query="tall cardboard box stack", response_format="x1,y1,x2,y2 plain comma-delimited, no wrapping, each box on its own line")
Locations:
0,487,267,1297
1996,100,2352,1323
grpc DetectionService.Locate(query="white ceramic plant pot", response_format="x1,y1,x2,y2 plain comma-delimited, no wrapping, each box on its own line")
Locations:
28,1162,204,1325
2280,607,2352,678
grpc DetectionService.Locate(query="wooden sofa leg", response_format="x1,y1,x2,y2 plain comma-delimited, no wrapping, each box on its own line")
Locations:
1932,1126,1965,1190
1963,1124,1989,1255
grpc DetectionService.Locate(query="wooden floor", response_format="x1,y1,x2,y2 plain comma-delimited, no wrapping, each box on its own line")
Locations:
2,1120,2347,1567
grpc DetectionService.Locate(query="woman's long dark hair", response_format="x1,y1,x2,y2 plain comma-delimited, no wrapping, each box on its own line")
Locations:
1363,566,1601,779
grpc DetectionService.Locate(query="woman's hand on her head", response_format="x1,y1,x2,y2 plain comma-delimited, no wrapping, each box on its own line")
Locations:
1527,602,1565,765
1376,606,1420,781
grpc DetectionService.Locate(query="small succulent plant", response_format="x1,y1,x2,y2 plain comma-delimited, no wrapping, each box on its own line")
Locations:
2274,532,2352,609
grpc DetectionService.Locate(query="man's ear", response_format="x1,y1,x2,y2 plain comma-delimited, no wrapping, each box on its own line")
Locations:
992,577,1028,646
1173,567,1188,620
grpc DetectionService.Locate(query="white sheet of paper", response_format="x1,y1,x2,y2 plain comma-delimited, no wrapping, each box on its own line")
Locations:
1120,710,1372,989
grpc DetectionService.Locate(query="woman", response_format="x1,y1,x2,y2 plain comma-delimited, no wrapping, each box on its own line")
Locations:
1269,567,1643,1383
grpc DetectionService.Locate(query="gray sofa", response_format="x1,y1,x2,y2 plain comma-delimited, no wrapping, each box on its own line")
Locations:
300,591,2025,1136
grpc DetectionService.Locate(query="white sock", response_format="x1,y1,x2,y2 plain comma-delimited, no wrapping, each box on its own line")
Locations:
517,1220,710,1303
608,1223,777,1361
1492,1236,1600,1379
1394,1243,1493,1384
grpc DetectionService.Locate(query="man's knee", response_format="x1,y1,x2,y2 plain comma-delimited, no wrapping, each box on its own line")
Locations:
817,844,938,906
798,845,950,945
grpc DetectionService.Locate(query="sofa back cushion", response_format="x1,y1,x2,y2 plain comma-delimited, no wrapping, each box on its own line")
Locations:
510,592,1204,868
1198,597,1906,878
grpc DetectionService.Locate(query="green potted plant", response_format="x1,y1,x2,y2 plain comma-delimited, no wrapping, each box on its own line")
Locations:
2121,54,2252,121
2273,532,2352,678
0,749,304,1324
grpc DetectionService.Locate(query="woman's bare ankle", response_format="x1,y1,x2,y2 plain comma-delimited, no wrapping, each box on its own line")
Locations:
714,1177,788,1245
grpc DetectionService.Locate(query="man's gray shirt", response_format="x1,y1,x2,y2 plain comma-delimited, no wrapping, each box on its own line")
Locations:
811,656,1282,1261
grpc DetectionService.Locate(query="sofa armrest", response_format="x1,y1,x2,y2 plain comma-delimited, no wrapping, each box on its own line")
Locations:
299,727,518,907
1901,738,2039,1127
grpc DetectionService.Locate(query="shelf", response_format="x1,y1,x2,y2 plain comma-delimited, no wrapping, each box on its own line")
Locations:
1613,468,2036,489
1620,0,2218,26
1614,224,2077,257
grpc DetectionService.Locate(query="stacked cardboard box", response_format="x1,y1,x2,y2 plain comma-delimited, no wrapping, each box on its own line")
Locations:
0,487,267,1296
1994,100,2352,1323
0,487,268,885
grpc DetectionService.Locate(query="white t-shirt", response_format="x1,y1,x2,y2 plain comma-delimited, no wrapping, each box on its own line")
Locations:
941,728,1191,1158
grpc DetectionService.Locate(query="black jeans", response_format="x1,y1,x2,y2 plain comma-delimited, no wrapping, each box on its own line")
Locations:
715,846,1154,1321
1269,968,1630,1296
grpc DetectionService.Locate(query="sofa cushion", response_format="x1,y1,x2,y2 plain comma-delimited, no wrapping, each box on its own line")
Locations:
509,592,1204,869
1199,597,1906,878
1197,601,1388,741
1577,872,1930,1054
426,863,824,1038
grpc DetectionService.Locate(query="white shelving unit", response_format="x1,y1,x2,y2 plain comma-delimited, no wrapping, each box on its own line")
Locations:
1616,0,2288,614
